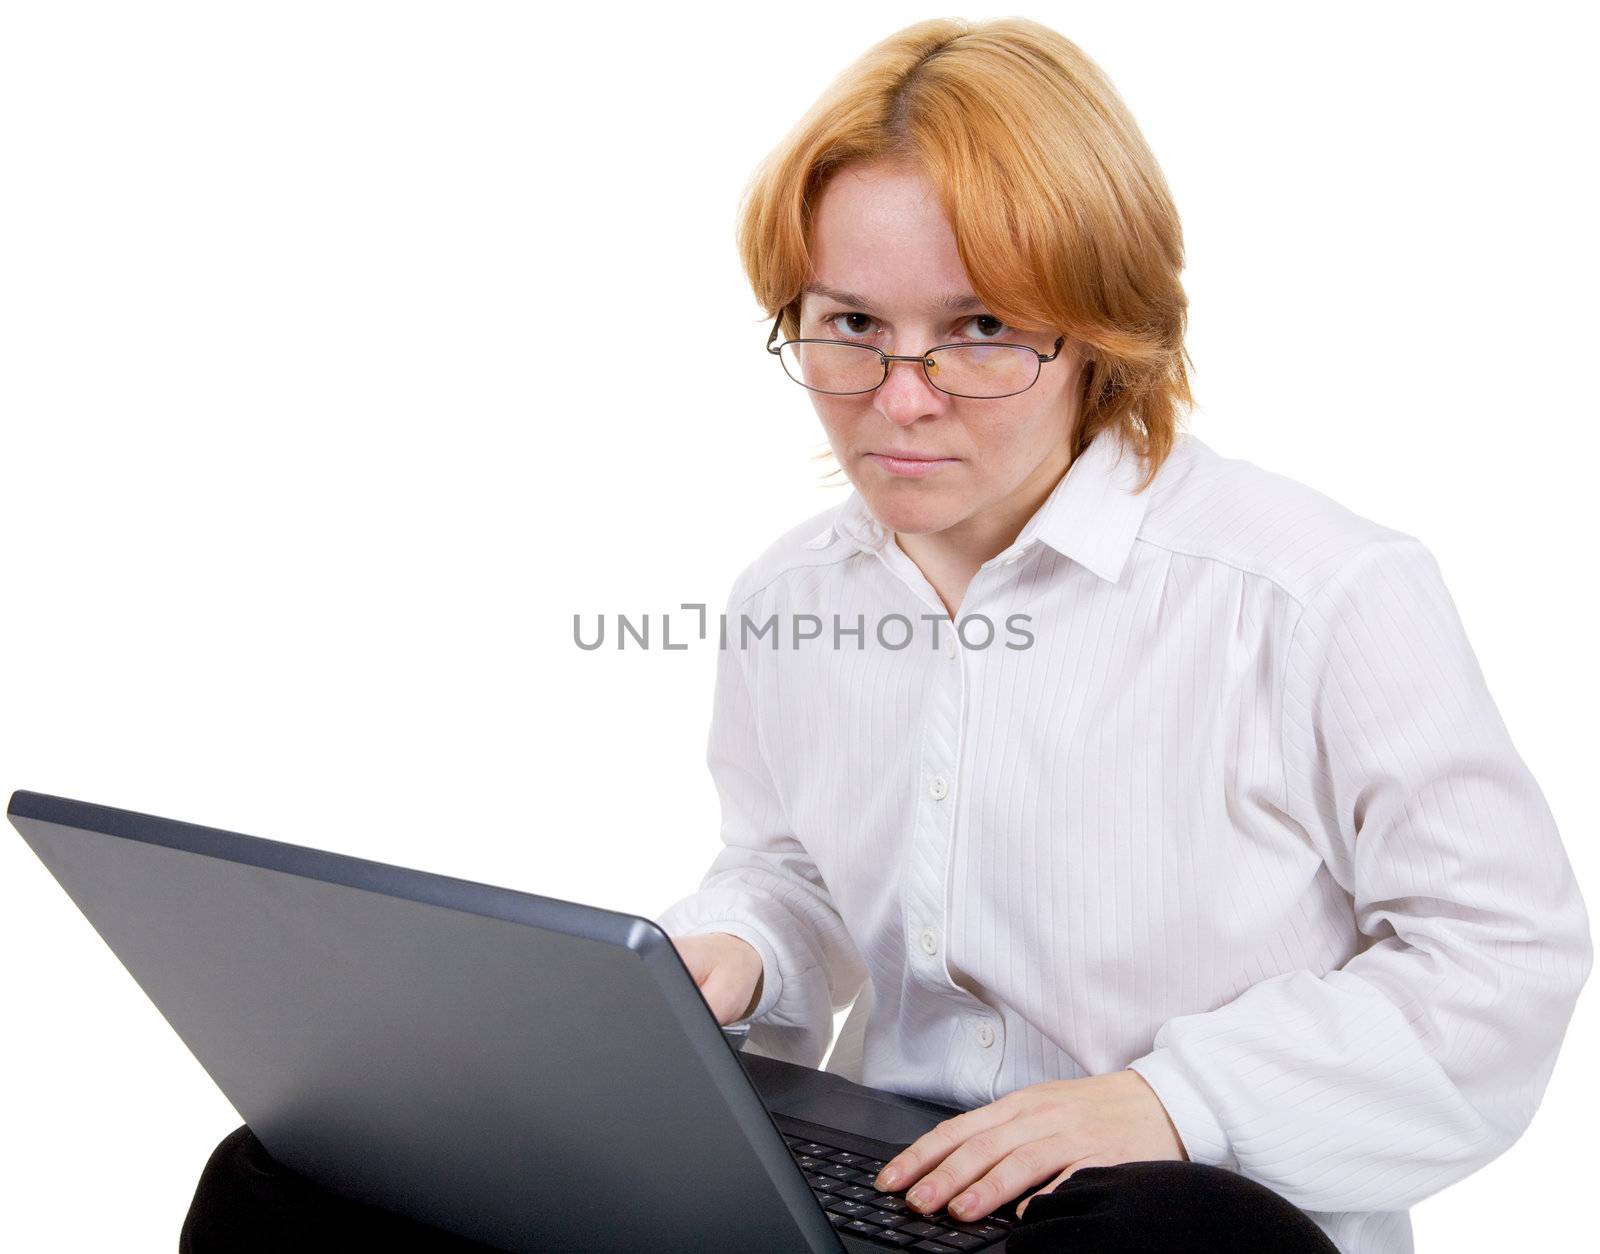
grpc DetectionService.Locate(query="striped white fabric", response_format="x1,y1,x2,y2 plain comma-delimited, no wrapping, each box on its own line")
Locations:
655,426,1592,1253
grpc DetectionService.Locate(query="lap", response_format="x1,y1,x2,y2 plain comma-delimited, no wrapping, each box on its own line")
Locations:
179,1125,494,1253
181,1127,1337,1254
1007,1159,1340,1254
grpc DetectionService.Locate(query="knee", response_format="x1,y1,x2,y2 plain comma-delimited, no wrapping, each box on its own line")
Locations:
1068,1157,1252,1204
1009,1160,1338,1254
1033,1159,1244,1222
200,1123,283,1180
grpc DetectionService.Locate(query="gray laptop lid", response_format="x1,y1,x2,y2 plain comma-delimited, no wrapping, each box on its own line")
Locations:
7,789,846,1253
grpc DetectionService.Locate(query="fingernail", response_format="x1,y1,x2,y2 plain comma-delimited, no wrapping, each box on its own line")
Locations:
878,1169,901,1190
908,1185,930,1208
952,1193,976,1215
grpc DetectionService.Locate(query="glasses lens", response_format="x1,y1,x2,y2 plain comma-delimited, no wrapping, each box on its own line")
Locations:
778,341,884,394
926,344,1040,398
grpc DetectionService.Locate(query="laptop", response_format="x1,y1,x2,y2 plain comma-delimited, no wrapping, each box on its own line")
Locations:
8,789,1019,1252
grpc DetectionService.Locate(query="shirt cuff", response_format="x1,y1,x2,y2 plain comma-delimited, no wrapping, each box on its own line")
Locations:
1124,1047,1235,1170
671,920,782,1024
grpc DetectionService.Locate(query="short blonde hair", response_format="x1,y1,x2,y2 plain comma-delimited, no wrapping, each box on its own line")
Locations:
737,17,1193,493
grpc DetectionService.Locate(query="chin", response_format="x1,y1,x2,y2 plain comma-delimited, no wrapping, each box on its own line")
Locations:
859,484,966,536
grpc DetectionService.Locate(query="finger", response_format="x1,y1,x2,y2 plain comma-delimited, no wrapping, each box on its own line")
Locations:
697,964,752,1025
874,1102,1017,1194
1014,1156,1111,1222
940,1133,1078,1222
891,1114,1057,1216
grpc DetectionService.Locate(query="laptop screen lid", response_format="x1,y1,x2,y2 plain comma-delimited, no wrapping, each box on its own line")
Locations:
7,789,845,1254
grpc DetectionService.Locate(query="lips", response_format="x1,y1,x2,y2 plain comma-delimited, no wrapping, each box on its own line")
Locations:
864,451,958,478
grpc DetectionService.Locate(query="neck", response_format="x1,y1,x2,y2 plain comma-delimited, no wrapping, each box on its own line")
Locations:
894,442,1075,615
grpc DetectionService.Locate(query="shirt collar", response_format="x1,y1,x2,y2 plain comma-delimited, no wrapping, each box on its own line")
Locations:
815,426,1158,584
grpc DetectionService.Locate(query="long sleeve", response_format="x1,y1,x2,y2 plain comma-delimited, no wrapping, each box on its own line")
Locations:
1126,537,1593,1213
656,584,868,1068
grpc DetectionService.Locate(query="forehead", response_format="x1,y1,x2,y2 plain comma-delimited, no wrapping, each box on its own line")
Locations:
806,162,977,314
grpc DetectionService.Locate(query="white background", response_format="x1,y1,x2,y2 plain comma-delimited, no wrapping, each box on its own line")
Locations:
2,2,1594,1249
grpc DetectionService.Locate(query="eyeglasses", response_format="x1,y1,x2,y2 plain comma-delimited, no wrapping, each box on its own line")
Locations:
766,309,1066,400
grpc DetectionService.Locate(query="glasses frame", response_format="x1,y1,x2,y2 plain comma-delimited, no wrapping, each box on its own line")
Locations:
765,308,1067,400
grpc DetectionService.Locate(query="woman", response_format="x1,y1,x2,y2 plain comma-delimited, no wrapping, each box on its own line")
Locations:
656,15,1591,1254
181,17,1590,1253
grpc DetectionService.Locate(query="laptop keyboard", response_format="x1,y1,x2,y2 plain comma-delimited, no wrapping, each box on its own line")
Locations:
782,1133,1015,1251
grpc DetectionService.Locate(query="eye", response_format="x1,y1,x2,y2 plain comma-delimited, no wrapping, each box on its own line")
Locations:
824,312,877,338
961,315,1009,340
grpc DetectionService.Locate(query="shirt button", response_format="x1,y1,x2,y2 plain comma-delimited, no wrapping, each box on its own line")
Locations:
944,634,958,659
919,929,938,955
976,1023,996,1048
1002,550,1022,566
928,775,949,800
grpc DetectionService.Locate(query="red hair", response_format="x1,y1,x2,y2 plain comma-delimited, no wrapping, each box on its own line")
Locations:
735,17,1194,492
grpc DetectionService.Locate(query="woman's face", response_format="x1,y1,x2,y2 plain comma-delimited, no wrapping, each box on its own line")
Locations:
799,160,1087,543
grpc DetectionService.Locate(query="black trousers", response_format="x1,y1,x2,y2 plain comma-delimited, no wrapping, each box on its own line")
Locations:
180,1123,1341,1253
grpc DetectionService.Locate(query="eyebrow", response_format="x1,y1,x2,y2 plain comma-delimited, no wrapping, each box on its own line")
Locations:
802,282,989,315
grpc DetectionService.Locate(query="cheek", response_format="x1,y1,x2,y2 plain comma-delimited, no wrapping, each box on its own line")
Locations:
1002,391,1076,451
812,399,877,450
964,406,1052,462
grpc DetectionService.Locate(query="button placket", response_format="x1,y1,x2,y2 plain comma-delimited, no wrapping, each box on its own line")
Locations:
901,586,969,1068
942,584,1008,1104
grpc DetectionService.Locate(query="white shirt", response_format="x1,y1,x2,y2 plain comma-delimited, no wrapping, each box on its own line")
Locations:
655,426,1592,1254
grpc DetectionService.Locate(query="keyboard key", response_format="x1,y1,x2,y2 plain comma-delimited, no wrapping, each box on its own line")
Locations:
945,1219,1010,1238
850,1227,917,1248
789,1135,1018,1245
845,1221,925,1249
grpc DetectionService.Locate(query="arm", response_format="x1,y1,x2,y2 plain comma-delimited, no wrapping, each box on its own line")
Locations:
1126,537,1593,1213
657,586,868,1068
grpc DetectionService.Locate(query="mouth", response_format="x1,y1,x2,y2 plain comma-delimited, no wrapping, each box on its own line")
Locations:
864,451,959,478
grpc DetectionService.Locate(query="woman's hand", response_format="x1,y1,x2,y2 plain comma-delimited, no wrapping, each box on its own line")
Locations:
873,1069,1186,1222
670,932,765,1025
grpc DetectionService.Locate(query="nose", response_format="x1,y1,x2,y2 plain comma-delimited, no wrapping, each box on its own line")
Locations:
872,351,948,427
